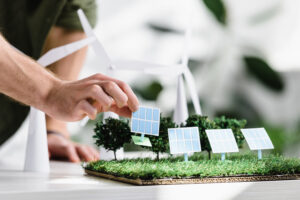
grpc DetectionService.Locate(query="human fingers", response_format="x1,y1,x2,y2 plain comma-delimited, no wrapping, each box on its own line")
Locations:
100,81,128,108
116,81,139,112
65,144,81,163
89,74,139,112
85,146,100,161
87,85,114,112
76,99,97,120
75,145,95,162
109,104,132,118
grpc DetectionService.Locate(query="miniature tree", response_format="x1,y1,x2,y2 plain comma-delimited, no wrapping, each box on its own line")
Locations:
145,116,176,160
185,115,217,159
214,116,247,148
93,118,131,160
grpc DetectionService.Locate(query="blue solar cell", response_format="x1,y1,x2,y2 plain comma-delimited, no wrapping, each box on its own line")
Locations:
132,119,139,132
151,122,159,135
169,129,176,141
139,107,146,119
185,140,193,151
193,141,200,151
145,121,151,134
131,106,160,136
138,120,145,132
178,141,185,152
176,130,183,140
184,129,191,140
146,108,152,120
170,141,178,153
153,109,159,121
168,127,201,154
191,128,198,138
132,110,139,118
241,128,274,150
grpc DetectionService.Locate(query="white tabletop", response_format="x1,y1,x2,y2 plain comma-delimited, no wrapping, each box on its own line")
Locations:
0,161,300,200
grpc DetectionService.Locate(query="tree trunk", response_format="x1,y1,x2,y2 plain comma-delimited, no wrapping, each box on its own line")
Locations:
156,152,159,161
208,151,211,160
113,150,117,160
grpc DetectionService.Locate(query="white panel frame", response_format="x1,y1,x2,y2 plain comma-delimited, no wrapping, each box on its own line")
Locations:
168,127,201,154
241,128,274,150
206,129,239,153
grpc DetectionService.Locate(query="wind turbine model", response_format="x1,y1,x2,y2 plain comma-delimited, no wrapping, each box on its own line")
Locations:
23,36,96,173
77,8,202,126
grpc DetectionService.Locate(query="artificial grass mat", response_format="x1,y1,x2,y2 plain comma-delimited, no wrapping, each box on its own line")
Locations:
84,153,300,180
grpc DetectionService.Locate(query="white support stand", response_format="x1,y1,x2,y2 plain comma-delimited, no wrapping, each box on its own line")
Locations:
24,107,49,173
221,153,226,161
258,149,262,160
173,75,189,125
184,153,188,162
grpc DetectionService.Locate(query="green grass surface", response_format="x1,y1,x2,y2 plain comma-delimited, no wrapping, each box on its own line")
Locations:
85,153,300,180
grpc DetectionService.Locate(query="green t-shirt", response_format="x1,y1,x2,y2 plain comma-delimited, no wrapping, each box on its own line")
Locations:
0,0,97,145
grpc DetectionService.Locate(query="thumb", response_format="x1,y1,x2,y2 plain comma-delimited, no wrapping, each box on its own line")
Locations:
77,99,97,120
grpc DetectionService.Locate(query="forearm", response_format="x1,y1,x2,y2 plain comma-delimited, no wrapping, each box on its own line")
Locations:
0,34,60,111
44,27,88,137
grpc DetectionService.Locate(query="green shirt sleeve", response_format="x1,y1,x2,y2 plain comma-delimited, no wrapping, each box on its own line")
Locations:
55,0,97,30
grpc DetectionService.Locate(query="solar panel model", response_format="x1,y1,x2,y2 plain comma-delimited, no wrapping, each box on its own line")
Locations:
131,106,160,147
206,129,239,161
168,127,201,161
241,128,274,159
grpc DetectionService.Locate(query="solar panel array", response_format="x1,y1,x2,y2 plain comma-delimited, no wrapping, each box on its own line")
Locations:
131,106,160,136
206,129,239,153
241,128,274,150
168,127,201,154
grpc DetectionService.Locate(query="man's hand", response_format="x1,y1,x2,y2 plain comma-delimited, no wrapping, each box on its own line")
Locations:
47,133,100,162
0,34,139,122
44,73,139,122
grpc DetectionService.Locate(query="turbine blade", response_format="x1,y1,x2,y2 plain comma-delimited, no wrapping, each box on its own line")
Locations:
37,37,96,67
77,9,111,69
183,68,202,115
114,60,184,76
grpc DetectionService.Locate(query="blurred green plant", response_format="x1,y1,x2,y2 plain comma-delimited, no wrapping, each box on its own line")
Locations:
243,56,284,92
202,0,227,25
133,80,163,101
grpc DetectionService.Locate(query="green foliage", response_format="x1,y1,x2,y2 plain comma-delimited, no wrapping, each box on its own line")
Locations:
243,56,284,92
93,118,132,160
185,115,217,157
202,0,227,25
93,115,247,160
85,153,300,180
133,81,163,101
145,116,176,160
214,116,247,148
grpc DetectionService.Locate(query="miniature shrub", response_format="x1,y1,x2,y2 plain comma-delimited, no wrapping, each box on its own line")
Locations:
93,118,131,160
214,116,247,148
185,115,217,159
144,116,176,160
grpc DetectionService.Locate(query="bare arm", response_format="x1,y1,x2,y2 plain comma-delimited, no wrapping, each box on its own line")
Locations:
0,34,59,112
43,26,88,138
0,34,139,122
